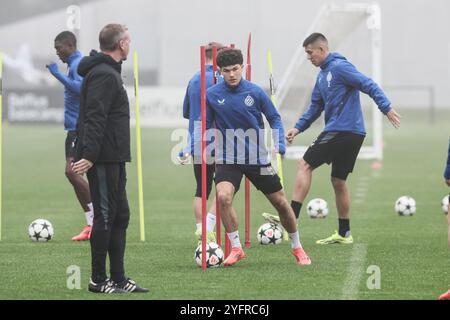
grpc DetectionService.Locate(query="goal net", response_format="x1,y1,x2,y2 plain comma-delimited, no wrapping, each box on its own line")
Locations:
277,3,383,160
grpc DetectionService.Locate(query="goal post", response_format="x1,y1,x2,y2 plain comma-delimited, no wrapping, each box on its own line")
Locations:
277,3,384,160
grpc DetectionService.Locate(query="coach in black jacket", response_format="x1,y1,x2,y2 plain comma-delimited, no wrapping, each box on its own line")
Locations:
75,51,130,164
73,24,148,294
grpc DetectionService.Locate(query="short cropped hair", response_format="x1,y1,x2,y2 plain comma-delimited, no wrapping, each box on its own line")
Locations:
54,31,77,48
99,24,128,52
303,33,328,47
216,48,243,68
205,42,225,60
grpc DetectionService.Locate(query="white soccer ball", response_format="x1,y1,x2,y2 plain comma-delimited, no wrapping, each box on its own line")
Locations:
307,198,329,218
28,219,54,242
395,196,416,216
256,223,283,245
442,195,449,214
194,242,224,268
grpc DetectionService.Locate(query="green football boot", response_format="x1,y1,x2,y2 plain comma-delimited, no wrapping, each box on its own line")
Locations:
262,212,280,224
316,230,353,245
195,230,217,244
262,212,289,241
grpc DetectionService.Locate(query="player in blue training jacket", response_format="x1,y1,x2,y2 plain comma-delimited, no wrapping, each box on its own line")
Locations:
179,42,225,244
438,138,450,300
206,48,311,266
285,33,401,245
46,31,93,241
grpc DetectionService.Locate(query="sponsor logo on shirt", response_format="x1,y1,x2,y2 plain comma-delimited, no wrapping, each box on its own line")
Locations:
217,99,225,105
244,95,254,107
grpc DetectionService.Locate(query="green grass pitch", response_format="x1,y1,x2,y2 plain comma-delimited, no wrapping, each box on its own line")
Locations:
0,109,449,300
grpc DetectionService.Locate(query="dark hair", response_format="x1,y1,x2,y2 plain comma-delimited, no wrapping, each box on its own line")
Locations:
302,33,328,47
205,42,225,60
54,31,77,48
99,24,128,51
216,48,243,68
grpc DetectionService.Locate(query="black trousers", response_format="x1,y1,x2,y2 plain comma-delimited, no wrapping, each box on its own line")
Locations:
87,162,130,283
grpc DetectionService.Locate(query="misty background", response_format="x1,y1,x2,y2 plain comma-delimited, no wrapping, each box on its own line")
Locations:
0,0,449,127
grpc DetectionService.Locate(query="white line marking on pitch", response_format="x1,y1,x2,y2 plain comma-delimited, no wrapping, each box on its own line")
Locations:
354,191,367,199
340,244,368,300
353,179,369,200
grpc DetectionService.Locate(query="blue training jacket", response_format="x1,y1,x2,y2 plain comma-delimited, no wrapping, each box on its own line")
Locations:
206,79,285,165
294,52,391,135
51,50,83,132
445,138,450,180
182,65,218,156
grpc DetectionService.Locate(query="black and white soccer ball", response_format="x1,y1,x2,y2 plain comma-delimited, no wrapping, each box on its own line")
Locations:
307,198,329,218
194,242,224,268
395,196,416,216
442,195,449,215
257,223,283,245
28,219,54,242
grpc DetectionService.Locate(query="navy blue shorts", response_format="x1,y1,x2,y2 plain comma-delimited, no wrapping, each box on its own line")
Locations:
65,131,77,159
193,163,215,199
303,131,365,180
215,164,282,195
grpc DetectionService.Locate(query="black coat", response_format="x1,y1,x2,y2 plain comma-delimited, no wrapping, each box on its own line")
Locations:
75,50,131,163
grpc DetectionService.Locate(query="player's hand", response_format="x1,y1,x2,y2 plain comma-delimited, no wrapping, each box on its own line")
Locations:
386,108,401,129
46,62,59,75
177,152,190,165
446,179,450,187
285,128,300,145
72,159,93,175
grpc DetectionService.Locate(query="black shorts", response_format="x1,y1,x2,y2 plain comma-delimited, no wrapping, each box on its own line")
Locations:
193,163,215,199
65,131,77,159
215,164,282,195
303,131,365,180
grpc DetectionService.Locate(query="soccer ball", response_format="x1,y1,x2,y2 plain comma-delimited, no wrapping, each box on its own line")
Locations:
395,196,416,216
256,223,283,245
28,219,54,242
194,242,224,268
442,195,449,214
307,198,329,218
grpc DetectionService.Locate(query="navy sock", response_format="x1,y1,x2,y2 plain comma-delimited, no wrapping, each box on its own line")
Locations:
291,201,302,219
338,219,350,237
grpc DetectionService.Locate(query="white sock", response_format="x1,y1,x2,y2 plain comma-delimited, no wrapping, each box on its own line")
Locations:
206,213,216,232
289,231,302,249
196,223,202,232
85,203,94,226
227,230,242,248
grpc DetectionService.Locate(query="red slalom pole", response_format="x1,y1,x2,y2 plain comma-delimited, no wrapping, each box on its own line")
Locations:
244,33,252,249
212,46,221,248
212,47,218,84
200,46,207,271
224,43,235,258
